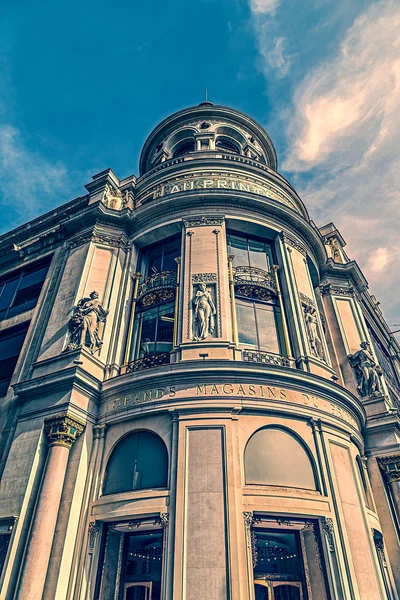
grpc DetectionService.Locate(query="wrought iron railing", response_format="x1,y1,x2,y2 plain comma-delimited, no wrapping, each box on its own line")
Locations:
125,352,170,373
233,265,277,301
242,349,292,368
137,270,177,307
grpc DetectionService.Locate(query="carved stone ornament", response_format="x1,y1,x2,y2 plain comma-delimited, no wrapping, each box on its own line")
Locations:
45,414,85,449
182,216,224,228
88,521,99,552
66,291,109,355
192,273,217,284
322,518,335,551
377,454,400,483
158,513,170,529
192,282,216,341
13,227,65,258
348,341,383,397
282,234,307,256
68,232,131,251
319,282,355,298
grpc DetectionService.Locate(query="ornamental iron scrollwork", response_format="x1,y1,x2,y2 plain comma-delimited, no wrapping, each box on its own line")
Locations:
125,352,170,373
348,341,384,397
66,291,109,354
243,349,291,368
233,265,277,301
137,270,177,308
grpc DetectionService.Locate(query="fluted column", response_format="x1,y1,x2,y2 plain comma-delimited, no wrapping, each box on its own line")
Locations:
17,414,85,600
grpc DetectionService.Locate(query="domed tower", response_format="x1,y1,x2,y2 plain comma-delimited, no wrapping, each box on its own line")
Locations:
1,104,399,600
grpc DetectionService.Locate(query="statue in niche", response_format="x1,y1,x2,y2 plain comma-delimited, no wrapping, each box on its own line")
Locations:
304,305,324,360
192,283,216,341
348,341,383,397
67,291,109,354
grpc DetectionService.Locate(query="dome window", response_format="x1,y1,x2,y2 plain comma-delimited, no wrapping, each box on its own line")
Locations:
215,139,240,154
173,141,195,158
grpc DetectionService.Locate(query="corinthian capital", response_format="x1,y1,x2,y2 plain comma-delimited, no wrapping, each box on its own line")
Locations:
45,414,85,449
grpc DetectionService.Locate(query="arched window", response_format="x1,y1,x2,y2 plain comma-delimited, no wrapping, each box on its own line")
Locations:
103,431,168,495
215,138,240,154
173,141,195,157
244,427,316,489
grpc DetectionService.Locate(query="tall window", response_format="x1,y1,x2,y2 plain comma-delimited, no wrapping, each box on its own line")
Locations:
0,323,29,396
0,257,50,322
227,232,273,271
103,431,168,495
227,232,284,354
131,237,180,362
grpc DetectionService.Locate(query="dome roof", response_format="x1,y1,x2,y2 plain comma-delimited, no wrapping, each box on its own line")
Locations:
139,103,278,175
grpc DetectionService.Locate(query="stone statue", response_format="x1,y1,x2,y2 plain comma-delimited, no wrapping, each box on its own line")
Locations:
304,305,324,360
192,283,216,341
348,341,383,397
67,291,109,354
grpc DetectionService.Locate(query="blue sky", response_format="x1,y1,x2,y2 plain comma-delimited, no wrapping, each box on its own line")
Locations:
1,0,399,329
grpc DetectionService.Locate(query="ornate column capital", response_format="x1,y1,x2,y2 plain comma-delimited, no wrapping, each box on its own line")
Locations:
377,454,400,483
45,414,85,449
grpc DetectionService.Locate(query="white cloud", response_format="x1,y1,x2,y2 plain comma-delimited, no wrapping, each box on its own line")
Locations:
262,36,292,77
250,0,280,15
0,125,71,225
282,0,400,323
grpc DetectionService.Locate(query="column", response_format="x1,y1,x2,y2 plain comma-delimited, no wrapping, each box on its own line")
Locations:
378,455,400,526
17,414,85,600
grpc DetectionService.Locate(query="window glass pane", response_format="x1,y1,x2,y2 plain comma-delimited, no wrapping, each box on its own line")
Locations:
245,428,316,489
227,234,249,266
236,300,257,346
103,431,168,495
0,279,19,312
248,239,269,271
156,307,174,354
162,238,180,272
126,531,163,581
18,264,49,290
255,305,280,354
254,530,302,579
138,311,157,357
0,324,29,396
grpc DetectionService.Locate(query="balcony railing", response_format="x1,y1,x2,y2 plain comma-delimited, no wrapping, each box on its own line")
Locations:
242,349,292,368
125,352,170,374
137,270,177,307
233,265,277,301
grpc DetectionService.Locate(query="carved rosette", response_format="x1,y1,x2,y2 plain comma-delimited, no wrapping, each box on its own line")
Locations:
377,455,400,483
44,414,85,449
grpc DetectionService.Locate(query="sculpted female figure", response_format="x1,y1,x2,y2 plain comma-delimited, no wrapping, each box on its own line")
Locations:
348,341,383,397
67,291,109,354
192,283,216,341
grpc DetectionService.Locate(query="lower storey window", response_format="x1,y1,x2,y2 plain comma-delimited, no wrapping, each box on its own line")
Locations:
236,299,284,355
132,302,174,361
96,522,164,600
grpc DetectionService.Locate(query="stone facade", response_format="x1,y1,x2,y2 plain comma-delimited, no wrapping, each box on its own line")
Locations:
0,102,398,599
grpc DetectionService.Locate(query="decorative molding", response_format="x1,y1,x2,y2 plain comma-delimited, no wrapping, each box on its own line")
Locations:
68,232,131,250
158,513,170,529
322,518,334,551
319,282,355,298
308,417,322,433
243,511,254,529
44,414,85,449
283,234,307,256
13,227,66,258
182,216,224,228
299,292,315,308
192,273,217,284
377,454,400,483
88,521,99,553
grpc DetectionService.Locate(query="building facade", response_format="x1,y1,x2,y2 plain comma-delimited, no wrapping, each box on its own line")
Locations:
0,103,399,600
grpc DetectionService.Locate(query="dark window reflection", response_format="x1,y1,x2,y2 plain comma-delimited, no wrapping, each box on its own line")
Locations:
133,303,174,360
139,236,180,278
254,530,302,580
0,258,50,322
236,299,283,354
103,431,168,495
124,531,163,600
227,232,274,271
0,323,29,396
